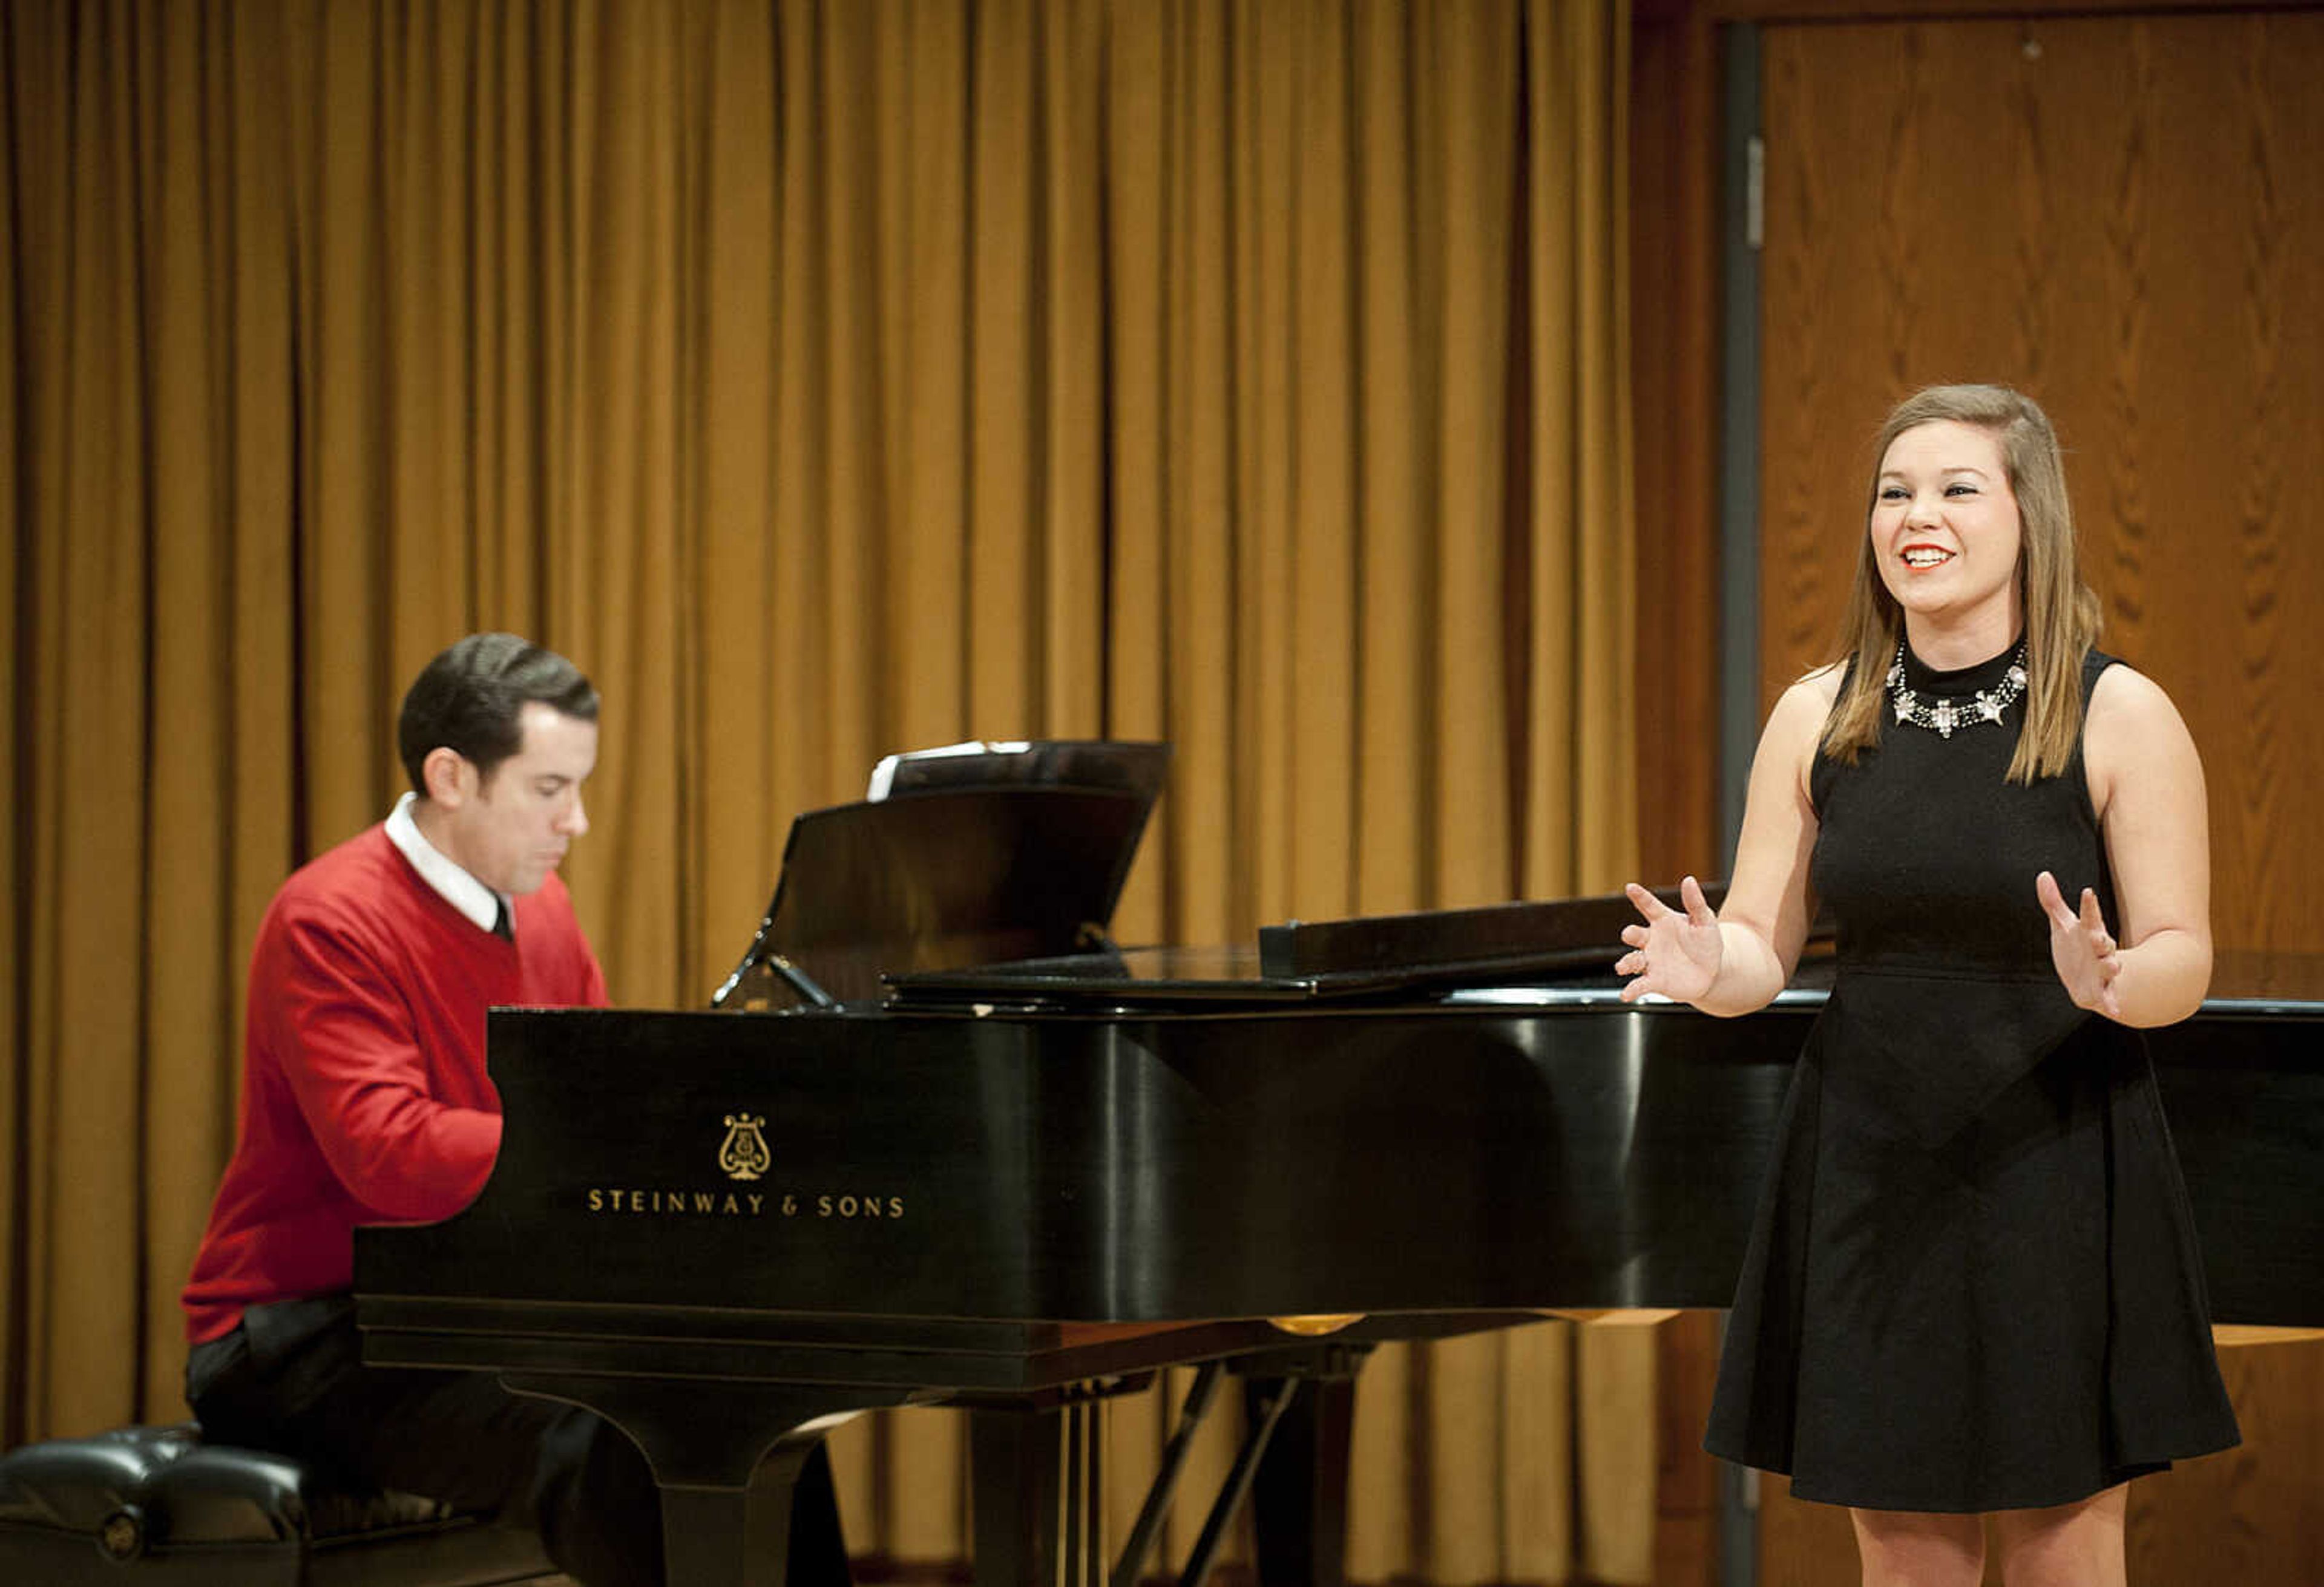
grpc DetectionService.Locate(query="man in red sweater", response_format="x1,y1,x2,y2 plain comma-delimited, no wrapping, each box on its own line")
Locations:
181,633,847,1587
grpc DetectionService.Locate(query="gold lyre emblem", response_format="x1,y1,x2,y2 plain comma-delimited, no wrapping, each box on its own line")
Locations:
718,1113,771,1182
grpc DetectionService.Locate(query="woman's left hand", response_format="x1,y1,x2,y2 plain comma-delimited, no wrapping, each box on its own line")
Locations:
2037,869,2123,1021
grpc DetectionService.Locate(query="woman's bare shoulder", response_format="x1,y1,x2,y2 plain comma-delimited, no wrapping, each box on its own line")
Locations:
1759,663,1846,773
2083,661,2204,825
2086,661,2199,767
2087,659,2179,724
1767,663,1847,733
1793,661,1848,708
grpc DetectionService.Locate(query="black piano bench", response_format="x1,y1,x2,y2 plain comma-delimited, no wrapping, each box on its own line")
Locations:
0,1424,557,1586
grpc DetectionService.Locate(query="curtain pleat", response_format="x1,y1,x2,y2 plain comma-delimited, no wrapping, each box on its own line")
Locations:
31,0,155,1440
2,2,1641,1580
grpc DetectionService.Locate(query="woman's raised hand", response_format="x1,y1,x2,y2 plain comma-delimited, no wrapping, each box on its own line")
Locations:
2037,869,2124,1020
1617,874,1723,1004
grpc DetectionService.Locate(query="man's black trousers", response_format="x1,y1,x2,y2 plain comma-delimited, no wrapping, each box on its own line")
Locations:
187,1294,850,1587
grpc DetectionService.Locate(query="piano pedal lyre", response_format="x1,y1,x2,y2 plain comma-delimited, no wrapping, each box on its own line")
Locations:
975,1375,1149,1587
1062,1384,1105,1587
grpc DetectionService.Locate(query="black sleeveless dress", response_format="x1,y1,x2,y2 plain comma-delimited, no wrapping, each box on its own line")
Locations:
1704,642,2240,1513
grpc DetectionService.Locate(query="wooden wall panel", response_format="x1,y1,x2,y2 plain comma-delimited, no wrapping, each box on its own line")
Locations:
1755,9,2324,955
1753,1333,2324,1586
1626,10,2323,1581
2129,1330,2324,1585
1750,9,2324,1580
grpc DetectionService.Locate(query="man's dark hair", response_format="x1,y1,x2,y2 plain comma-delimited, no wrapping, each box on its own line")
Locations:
397,633,599,796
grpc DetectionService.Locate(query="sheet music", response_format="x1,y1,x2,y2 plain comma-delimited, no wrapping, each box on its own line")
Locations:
865,741,1032,800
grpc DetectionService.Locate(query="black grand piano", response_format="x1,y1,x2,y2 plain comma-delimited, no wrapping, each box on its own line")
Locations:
353,742,2324,1586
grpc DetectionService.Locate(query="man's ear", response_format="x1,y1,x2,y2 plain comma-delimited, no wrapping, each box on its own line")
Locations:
420,746,475,808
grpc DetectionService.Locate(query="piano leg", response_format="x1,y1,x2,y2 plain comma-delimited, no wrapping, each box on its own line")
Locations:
654,1442,818,1587
1244,1366,1360,1586
502,1372,920,1587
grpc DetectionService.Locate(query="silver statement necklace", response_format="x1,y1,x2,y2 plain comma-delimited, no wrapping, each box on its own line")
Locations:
1887,641,2028,739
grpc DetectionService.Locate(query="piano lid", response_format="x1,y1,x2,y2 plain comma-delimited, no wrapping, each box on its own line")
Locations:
885,932,2324,1018
885,885,1736,1010
1255,885,1730,980
711,741,1169,1010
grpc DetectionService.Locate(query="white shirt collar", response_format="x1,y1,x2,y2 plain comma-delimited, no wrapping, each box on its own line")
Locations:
387,792,509,935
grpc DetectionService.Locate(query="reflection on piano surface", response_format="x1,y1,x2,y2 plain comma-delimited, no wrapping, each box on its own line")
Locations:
353,744,2324,1587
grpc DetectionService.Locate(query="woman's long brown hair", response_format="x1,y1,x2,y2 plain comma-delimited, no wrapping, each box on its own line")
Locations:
1820,384,2104,783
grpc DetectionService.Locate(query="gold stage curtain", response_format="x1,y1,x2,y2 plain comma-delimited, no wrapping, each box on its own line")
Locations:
1,1,1637,1581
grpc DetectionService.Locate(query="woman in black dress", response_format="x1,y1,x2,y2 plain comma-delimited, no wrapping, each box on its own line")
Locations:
1617,385,2237,1585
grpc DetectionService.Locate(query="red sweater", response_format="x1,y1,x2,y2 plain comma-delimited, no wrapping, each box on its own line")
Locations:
182,825,607,1343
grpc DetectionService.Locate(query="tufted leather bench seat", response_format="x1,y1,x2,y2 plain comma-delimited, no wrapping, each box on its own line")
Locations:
0,1424,557,1585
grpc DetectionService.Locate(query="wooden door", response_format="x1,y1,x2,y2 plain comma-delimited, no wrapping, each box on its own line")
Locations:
1751,10,2324,1583
1756,7,2324,957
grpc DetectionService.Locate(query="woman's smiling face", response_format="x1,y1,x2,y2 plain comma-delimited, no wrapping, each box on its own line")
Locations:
1869,419,2024,643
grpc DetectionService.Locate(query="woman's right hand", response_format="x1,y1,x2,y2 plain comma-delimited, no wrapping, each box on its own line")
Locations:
1616,874,1723,1004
